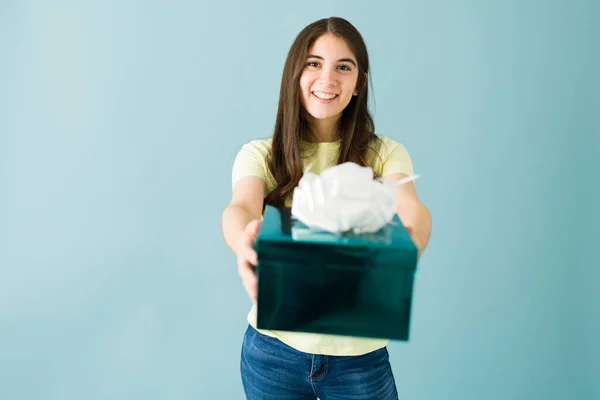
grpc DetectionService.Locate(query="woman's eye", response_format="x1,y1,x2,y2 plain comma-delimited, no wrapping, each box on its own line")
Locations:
307,61,320,67
338,64,352,71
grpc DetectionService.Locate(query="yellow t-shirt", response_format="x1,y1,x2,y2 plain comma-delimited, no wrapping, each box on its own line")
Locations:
231,135,414,356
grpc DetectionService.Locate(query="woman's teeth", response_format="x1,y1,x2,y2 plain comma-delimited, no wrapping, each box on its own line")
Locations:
313,92,338,100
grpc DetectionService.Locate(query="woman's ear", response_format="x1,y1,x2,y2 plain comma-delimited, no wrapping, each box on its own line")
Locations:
354,72,367,95
353,72,368,96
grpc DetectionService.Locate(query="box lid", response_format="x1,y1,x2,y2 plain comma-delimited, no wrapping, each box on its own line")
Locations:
255,206,418,268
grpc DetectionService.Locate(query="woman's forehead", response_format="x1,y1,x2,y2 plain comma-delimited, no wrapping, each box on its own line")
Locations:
308,34,356,61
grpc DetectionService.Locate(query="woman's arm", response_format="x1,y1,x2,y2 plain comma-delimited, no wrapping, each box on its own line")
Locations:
384,172,432,257
222,176,265,302
222,176,265,255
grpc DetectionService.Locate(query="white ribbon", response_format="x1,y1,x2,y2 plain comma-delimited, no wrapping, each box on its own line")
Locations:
291,162,419,234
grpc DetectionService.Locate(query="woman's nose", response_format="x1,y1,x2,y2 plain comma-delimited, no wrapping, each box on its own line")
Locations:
318,67,337,86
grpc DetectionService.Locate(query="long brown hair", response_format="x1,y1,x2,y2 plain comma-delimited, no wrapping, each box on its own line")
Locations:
265,17,379,207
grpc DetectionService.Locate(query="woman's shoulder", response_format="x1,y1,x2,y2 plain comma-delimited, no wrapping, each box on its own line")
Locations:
232,136,275,188
238,136,273,156
370,135,408,156
368,135,413,177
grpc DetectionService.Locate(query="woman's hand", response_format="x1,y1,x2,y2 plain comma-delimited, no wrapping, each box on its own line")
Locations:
235,219,262,303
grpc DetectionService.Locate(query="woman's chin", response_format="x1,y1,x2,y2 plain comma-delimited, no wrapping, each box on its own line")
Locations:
305,110,341,121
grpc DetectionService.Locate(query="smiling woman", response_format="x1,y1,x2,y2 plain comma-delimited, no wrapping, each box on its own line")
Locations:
221,16,431,400
300,36,360,125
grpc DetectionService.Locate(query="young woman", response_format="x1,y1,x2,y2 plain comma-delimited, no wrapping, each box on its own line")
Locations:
222,16,431,400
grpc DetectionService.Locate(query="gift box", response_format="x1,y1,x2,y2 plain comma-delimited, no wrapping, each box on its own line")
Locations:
254,205,419,341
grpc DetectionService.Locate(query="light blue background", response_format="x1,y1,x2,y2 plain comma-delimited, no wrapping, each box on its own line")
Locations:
1,1,598,399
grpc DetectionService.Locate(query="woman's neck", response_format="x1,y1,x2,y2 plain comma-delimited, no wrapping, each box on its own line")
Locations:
305,114,341,143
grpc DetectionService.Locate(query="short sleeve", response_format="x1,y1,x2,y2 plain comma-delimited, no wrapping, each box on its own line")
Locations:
231,141,269,189
380,137,415,177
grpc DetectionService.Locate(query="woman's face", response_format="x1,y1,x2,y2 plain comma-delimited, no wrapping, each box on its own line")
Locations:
299,33,359,123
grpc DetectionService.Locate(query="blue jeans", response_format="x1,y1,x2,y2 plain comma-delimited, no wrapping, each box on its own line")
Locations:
240,325,399,400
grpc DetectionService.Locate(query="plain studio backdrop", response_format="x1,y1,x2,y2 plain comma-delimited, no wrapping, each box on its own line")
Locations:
1,1,598,399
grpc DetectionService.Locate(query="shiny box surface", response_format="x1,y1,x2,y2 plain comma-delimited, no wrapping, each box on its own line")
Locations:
254,206,419,341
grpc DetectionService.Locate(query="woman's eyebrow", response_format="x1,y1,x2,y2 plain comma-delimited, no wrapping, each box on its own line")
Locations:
306,54,357,67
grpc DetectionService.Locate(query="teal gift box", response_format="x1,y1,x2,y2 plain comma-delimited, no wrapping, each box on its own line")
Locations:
254,205,419,341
